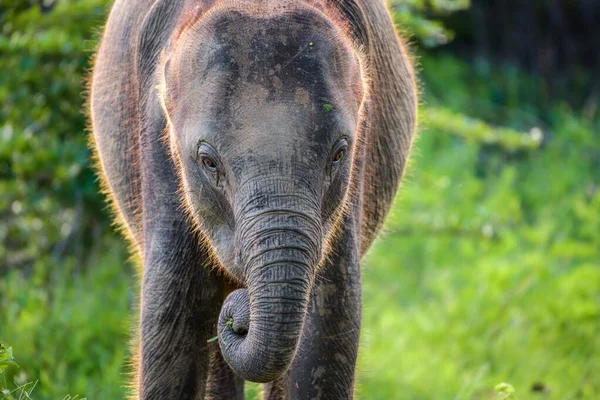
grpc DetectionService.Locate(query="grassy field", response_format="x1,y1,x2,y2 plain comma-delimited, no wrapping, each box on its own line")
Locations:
1,2,599,399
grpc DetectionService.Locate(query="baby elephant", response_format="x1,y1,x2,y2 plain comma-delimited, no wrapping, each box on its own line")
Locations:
90,0,416,398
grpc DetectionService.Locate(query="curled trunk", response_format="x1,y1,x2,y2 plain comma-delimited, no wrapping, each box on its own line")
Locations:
218,188,321,382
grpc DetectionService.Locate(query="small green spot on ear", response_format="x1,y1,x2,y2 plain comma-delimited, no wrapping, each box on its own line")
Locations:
207,335,219,343
225,317,234,328
309,42,314,47
323,103,333,112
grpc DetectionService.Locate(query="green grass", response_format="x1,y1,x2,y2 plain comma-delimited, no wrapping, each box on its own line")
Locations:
1,54,599,400
0,239,133,399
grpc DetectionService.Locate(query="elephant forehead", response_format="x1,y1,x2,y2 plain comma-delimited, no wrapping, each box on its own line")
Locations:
181,81,341,163
168,7,356,107
172,45,347,158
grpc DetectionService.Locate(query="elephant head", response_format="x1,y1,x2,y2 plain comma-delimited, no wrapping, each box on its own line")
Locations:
158,2,366,382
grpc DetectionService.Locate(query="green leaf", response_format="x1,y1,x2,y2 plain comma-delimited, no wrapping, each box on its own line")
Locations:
0,344,18,373
207,335,219,343
495,383,517,399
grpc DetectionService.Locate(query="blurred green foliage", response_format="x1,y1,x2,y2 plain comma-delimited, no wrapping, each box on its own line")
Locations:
0,0,108,271
0,239,131,399
1,0,598,399
357,54,599,399
389,0,471,47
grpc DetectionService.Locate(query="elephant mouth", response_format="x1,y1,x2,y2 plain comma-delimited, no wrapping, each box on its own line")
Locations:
219,289,250,338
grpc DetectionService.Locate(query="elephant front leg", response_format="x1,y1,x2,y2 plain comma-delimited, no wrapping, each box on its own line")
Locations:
275,219,362,399
138,228,224,400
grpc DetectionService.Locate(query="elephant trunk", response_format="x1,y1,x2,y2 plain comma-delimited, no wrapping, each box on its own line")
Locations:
218,183,321,382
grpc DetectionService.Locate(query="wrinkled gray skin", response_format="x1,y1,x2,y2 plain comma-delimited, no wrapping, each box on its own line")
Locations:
90,0,416,399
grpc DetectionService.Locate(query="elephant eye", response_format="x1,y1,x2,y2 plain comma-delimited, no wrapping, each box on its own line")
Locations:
332,148,345,164
330,138,348,170
196,142,221,176
202,156,217,172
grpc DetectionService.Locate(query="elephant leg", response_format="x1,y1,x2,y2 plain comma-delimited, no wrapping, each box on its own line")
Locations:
206,343,245,400
137,97,226,399
139,223,225,399
276,213,362,399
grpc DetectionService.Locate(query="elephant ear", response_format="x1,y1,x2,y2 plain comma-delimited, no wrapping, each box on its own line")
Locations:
333,0,370,46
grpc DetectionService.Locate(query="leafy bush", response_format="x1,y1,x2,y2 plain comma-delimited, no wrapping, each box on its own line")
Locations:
0,0,108,271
